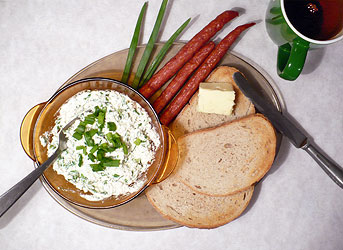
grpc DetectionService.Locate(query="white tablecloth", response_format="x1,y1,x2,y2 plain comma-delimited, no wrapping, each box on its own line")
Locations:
0,1,342,249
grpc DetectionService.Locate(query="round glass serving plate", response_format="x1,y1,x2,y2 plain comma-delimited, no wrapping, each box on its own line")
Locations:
25,42,284,231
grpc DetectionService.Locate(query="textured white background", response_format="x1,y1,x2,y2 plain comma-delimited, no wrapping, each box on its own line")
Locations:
0,0,342,249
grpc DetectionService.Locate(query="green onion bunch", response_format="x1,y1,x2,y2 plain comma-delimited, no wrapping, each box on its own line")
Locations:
121,0,191,89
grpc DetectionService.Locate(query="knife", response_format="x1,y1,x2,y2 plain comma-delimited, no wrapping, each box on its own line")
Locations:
233,72,343,189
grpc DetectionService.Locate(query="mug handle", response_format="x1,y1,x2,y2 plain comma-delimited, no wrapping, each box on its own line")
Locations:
20,103,46,160
277,37,310,80
152,125,178,183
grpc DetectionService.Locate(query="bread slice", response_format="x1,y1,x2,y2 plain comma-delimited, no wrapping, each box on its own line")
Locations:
145,173,254,229
175,114,276,196
170,66,255,139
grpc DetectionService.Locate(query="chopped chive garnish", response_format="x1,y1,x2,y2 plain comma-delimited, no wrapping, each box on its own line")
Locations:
139,18,191,87
100,142,109,147
101,156,111,162
97,112,105,126
121,2,148,83
107,146,115,152
100,143,109,150
84,130,97,146
78,154,83,167
76,145,87,155
113,132,121,138
88,129,98,137
114,138,122,148
107,122,117,131
134,138,142,146
103,160,120,167
131,0,169,89
84,135,95,147
72,132,83,140
90,145,99,154
106,133,115,144
84,114,96,125
121,140,128,155
94,106,101,116
113,174,120,178
90,163,105,172
96,149,106,161
100,143,115,152
88,153,96,162
105,133,113,141
75,123,86,134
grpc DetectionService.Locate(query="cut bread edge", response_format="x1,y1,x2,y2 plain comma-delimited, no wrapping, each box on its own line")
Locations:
145,174,254,229
175,113,276,196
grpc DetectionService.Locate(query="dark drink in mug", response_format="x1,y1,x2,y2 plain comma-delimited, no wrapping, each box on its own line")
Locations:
265,0,343,80
284,0,343,40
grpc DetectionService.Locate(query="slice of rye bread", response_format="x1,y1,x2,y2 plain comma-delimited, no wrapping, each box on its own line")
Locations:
175,114,276,196
170,66,255,139
145,173,254,229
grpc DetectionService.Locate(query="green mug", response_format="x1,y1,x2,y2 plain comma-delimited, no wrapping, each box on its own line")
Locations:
266,0,343,80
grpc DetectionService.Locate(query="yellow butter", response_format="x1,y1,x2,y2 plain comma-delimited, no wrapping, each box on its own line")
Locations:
198,82,235,115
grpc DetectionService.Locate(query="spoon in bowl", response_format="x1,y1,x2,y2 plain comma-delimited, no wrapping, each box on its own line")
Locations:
0,117,79,217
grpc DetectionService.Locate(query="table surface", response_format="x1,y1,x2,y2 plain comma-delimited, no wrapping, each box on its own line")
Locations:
0,1,342,249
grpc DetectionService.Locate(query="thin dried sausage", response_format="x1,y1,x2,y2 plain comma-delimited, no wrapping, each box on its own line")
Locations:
159,23,256,125
139,10,239,99
152,42,215,114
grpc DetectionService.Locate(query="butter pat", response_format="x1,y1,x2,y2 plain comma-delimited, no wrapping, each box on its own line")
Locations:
198,82,235,115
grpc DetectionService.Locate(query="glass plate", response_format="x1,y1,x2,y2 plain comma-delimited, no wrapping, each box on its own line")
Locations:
38,43,283,231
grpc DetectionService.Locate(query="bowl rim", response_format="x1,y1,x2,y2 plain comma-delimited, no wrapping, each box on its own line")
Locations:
32,77,165,209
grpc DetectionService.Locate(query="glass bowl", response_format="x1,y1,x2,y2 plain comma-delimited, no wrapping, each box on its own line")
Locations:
20,77,178,209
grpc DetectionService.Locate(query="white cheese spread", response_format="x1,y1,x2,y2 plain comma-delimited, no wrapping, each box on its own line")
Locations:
40,90,160,201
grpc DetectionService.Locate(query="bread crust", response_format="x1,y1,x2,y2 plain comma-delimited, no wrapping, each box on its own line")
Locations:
145,174,254,229
175,114,276,196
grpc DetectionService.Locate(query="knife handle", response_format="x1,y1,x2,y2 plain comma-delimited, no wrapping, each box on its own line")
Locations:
303,143,343,189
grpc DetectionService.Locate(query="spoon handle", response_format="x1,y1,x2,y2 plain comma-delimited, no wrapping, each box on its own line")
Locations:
0,150,60,217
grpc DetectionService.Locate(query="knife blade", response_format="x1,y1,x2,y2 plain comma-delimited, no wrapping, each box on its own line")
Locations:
233,72,343,189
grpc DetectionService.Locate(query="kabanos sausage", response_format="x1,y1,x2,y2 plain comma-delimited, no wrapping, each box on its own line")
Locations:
159,22,256,126
139,10,239,99
152,42,215,114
